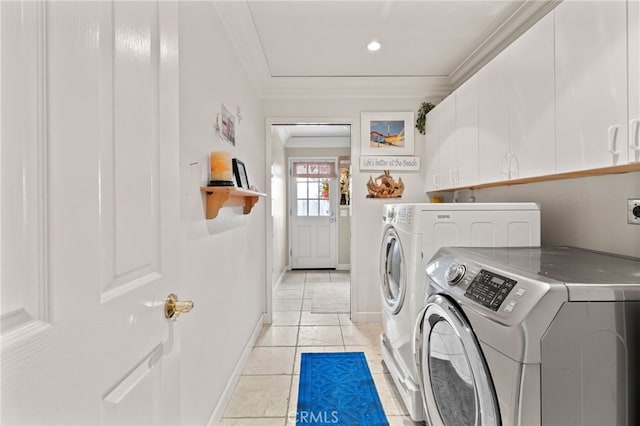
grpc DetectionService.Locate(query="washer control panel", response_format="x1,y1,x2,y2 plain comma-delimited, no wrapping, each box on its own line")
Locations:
464,269,517,311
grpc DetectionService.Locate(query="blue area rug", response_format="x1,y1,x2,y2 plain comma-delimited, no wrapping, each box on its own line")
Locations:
297,352,389,426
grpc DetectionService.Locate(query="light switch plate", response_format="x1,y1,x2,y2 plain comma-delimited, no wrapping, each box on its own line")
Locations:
628,199,640,225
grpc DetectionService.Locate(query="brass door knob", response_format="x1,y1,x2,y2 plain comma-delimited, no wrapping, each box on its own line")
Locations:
164,293,194,321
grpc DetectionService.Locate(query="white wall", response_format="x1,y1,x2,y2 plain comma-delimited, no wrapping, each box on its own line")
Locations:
471,171,640,257
270,129,288,288
178,2,266,424
264,98,437,321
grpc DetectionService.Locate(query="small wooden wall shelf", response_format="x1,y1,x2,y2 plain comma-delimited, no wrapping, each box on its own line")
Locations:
200,186,266,220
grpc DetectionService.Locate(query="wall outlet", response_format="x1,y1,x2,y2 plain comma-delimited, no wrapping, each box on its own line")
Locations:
628,199,640,225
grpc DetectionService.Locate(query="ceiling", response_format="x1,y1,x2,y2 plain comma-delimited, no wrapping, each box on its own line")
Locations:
214,0,558,99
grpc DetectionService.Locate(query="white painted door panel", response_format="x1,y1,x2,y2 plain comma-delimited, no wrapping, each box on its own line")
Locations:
555,0,628,171
1,2,181,424
478,48,510,183
455,75,479,187
508,13,555,179
290,159,337,269
437,95,457,188
424,107,441,192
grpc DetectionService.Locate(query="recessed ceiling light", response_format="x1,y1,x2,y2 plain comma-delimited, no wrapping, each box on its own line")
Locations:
367,40,381,52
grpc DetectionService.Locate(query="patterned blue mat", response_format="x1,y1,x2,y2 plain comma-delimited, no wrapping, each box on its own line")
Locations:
297,352,389,426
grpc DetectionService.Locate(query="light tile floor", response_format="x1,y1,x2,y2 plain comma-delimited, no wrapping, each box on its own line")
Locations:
220,270,423,426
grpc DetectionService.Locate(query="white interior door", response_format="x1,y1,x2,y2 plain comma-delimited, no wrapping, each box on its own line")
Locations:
290,158,338,269
1,2,182,424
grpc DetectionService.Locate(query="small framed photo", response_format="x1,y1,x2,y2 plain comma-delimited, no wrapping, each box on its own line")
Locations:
220,103,236,146
361,112,414,156
232,158,249,188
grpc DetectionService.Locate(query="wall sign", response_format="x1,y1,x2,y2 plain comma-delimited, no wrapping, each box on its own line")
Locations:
359,156,421,171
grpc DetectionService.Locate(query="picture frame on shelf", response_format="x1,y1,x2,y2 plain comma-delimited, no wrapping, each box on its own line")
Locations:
360,111,414,156
232,158,249,189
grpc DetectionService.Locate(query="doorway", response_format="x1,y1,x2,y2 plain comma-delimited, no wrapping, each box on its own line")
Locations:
267,122,352,321
289,157,338,269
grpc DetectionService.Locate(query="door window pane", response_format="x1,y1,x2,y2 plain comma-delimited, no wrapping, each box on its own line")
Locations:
297,200,307,216
308,199,319,216
308,180,319,198
297,181,308,199
319,199,330,216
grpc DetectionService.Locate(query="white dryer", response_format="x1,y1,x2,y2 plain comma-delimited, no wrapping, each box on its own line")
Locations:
415,246,640,426
380,203,540,421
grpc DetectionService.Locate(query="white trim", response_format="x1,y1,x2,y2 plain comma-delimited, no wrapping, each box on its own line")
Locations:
208,313,264,426
271,267,288,295
336,264,351,271
449,0,561,88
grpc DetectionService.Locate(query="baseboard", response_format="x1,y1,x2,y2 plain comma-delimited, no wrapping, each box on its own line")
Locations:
272,267,288,293
352,311,382,323
336,264,351,271
208,312,264,426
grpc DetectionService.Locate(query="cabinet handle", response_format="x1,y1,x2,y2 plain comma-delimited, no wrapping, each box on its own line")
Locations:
608,125,620,154
630,119,640,151
433,173,440,188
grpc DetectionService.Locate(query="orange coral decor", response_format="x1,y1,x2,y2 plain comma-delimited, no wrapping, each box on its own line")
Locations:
366,171,404,198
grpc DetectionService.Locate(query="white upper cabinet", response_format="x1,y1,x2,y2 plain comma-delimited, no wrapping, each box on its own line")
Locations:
630,0,640,163
555,0,628,171
508,13,555,179
455,76,479,187
478,12,554,183
424,106,441,192
478,48,510,183
438,95,458,188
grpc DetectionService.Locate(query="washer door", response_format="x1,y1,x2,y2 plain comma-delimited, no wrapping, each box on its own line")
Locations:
415,294,501,426
380,227,406,314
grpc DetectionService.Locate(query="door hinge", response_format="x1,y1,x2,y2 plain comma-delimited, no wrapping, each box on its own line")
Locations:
290,249,292,256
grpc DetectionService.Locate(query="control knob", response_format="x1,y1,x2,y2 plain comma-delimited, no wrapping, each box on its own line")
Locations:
445,264,466,285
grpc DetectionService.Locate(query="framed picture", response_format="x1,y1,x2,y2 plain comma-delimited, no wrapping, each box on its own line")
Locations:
232,158,249,188
360,112,414,156
220,104,236,146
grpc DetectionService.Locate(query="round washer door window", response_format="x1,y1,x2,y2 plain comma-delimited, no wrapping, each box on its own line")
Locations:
418,294,501,426
380,228,406,314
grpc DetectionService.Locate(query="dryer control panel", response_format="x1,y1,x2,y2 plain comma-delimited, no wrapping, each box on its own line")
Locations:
465,270,517,311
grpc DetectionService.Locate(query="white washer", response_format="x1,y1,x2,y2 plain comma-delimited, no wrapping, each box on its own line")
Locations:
380,203,540,421
415,246,640,426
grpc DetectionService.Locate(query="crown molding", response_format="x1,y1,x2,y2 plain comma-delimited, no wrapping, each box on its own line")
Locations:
214,0,560,99
449,0,562,88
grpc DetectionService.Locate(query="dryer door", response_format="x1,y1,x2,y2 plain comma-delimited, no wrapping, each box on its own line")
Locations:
380,227,406,314
416,294,501,426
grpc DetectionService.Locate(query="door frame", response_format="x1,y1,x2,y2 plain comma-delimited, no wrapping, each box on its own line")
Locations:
264,117,355,324
288,156,339,269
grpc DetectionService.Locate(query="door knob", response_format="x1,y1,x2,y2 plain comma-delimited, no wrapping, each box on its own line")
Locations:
164,293,194,321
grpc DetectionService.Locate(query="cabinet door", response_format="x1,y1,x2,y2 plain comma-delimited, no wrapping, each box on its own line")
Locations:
630,0,640,163
555,0,628,172
438,95,457,188
508,13,555,179
478,48,510,183
455,76,479,187
423,107,441,192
